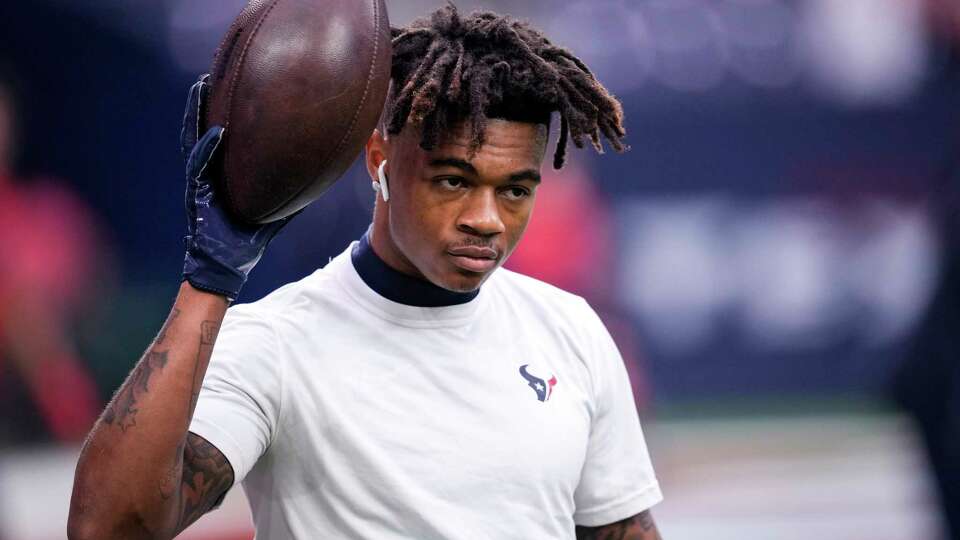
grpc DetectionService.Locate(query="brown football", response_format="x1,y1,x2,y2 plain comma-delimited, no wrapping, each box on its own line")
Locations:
205,0,391,223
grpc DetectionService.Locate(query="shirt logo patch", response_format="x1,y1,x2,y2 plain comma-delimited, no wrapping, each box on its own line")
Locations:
519,364,558,402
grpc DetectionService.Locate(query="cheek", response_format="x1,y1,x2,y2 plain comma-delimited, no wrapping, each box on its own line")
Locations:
404,183,448,232
503,202,535,251
389,181,449,253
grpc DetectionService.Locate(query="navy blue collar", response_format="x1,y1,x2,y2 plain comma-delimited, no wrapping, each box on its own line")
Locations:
351,232,480,307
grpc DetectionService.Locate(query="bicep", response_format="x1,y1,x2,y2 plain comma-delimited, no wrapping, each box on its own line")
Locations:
171,432,235,536
575,510,662,540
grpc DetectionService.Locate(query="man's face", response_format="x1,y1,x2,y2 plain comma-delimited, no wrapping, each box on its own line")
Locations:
369,118,547,292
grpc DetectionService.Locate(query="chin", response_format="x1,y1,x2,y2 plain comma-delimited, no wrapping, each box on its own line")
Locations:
433,269,489,293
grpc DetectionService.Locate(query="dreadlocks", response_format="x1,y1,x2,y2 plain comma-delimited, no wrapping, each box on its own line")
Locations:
387,5,627,169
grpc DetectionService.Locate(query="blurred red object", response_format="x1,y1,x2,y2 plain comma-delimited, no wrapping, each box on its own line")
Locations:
0,176,104,443
507,163,613,298
0,78,103,444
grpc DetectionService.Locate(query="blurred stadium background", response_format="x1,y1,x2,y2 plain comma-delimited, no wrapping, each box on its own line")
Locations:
2,0,959,539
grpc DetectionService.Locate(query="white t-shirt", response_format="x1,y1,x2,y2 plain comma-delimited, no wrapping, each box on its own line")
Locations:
189,242,661,539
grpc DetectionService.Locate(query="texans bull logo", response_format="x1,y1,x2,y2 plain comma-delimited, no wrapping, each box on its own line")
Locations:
519,364,558,402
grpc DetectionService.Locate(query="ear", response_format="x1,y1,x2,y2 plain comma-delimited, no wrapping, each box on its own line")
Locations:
365,129,389,182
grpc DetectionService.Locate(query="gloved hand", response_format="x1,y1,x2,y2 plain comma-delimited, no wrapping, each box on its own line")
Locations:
180,74,295,301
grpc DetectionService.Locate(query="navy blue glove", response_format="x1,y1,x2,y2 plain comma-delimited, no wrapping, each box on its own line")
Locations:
180,74,295,301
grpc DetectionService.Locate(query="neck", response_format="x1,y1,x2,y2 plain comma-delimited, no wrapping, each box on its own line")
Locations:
352,229,478,307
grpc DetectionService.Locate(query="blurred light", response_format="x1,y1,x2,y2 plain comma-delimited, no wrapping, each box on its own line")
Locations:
618,198,733,354
733,200,846,349
616,195,938,354
641,0,730,92
546,1,655,93
718,0,800,88
845,200,938,347
49,0,942,102
798,0,929,106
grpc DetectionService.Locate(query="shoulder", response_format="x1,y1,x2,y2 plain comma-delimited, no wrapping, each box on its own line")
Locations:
203,268,345,384
218,265,345,344
232,257,346,315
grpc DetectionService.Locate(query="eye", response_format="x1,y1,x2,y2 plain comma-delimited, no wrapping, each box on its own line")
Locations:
435,176,465,191
501,186,531,201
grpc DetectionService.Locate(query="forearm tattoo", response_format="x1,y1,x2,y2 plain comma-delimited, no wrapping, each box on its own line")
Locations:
174,432,235,533
102,348,169,432
575,511,662,540
190,320,220,412
102,309,182,432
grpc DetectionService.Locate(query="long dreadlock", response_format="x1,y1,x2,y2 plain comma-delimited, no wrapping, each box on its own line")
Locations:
387,5,627,169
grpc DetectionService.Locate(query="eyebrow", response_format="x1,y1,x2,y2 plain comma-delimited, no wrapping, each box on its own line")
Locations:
509,170,541,184
429,158,477,175
428,157,541,184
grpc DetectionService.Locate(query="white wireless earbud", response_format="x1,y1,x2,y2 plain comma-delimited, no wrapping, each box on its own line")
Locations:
372,160,390,202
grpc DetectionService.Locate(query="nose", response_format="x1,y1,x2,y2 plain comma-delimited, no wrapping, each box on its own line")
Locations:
457,188,505,237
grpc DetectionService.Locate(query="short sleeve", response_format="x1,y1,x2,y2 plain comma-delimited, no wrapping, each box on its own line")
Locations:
573,301,662,527
189,306,284,486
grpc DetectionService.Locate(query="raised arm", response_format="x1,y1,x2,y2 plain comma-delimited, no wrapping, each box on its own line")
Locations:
69,284,232,540
576,510,663,540
68,75,297,540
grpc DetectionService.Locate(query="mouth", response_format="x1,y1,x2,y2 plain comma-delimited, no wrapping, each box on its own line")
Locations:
446,245,499,273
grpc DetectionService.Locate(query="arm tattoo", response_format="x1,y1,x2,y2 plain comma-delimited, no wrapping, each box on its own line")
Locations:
176,321,224,529
102,349,169,432
200,320,219,346
189,320,220,412
575,511,662,540
174,432,234,534
102,307,183,432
